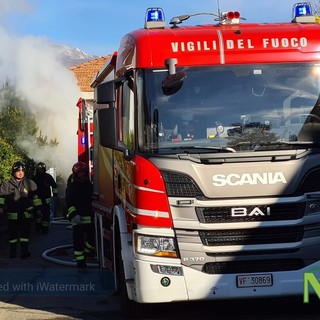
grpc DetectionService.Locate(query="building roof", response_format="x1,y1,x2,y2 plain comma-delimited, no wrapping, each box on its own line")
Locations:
69,56,110,92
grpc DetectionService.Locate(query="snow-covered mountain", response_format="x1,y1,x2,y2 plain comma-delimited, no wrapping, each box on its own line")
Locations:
51,44,99,67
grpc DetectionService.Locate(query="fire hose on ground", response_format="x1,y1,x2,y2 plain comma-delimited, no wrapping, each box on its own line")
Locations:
41,217,99,268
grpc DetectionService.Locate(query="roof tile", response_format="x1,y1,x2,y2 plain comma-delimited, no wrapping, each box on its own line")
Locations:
69,56,110,92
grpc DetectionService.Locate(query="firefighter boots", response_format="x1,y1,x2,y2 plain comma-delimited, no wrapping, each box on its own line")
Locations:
77,260,87,270
42,226,49,234
35,222,42,233
9,243,17,258
20,242,30,259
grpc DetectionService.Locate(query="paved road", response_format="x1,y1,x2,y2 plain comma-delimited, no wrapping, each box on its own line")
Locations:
1,219,320,320
0,218,119,320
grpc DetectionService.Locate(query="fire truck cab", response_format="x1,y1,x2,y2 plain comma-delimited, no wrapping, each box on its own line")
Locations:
89,3,320,316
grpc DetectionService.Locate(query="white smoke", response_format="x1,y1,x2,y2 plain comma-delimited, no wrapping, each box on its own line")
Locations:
0,0,81,186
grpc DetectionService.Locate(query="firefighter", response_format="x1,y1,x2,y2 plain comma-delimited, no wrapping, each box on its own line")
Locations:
63,162,77,217
66,161,95,270
32,162,58,234
0,161,40,258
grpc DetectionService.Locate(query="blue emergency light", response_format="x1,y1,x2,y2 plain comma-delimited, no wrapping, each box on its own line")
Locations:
146,8,164,22
292,2,316,23
293,2,312,17
145,8,165,29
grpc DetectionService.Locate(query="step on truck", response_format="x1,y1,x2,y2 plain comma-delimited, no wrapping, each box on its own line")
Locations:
87,3,320,317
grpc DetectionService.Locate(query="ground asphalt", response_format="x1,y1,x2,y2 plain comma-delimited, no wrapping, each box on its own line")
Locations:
0,217,118,320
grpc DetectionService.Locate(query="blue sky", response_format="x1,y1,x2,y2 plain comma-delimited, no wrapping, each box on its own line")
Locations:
2,0,309,57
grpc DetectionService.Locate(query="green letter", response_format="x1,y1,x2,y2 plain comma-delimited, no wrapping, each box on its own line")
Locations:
304,272,320,303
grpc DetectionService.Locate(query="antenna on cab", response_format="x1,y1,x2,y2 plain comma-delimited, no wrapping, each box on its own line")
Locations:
217,0,221,18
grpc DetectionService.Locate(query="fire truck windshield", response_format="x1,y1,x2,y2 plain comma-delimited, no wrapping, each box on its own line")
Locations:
139,63,320,153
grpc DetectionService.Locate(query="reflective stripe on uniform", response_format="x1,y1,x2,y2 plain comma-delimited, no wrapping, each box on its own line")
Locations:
85,241,94,250
74,250,85,261
33,198,42,206
24,211,32,219
67,206,77,218
7,212,18,220
8,212,32,219
84,241,95,254
81,216,92,224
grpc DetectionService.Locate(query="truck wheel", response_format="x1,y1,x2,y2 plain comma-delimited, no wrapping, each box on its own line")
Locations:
114,228,149,318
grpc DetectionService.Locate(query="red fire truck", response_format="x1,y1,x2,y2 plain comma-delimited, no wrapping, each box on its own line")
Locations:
82,3,320,317
76,97,93,180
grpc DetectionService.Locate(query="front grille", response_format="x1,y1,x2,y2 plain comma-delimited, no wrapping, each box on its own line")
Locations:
203,259,304,274
206,248,299,256
199,226,304,246
196,203,305,223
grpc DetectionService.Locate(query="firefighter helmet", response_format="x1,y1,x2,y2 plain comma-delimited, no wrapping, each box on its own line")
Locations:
72,161,87,174
36,162,47,172
72,161,88,181
12,161,26,175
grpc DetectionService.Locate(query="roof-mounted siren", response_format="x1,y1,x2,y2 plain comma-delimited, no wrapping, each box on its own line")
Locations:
145,7,166,29
220,11,241,25
292,2,317,23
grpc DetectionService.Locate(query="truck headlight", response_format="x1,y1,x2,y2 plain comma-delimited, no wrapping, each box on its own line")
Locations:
134,234,178,258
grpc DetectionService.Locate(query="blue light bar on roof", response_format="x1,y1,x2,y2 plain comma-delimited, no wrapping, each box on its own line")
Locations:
145,8,165,29
293,2,312,17
292,2,316,23
146,8,164,22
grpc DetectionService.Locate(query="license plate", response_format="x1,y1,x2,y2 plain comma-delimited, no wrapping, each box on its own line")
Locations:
236,274,273,288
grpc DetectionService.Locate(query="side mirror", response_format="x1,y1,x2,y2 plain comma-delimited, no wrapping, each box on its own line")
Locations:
96,81,116,104
162,71,186,95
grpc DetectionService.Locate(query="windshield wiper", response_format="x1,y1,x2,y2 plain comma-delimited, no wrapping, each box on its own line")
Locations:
148,145,236,153
236,140,320,151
